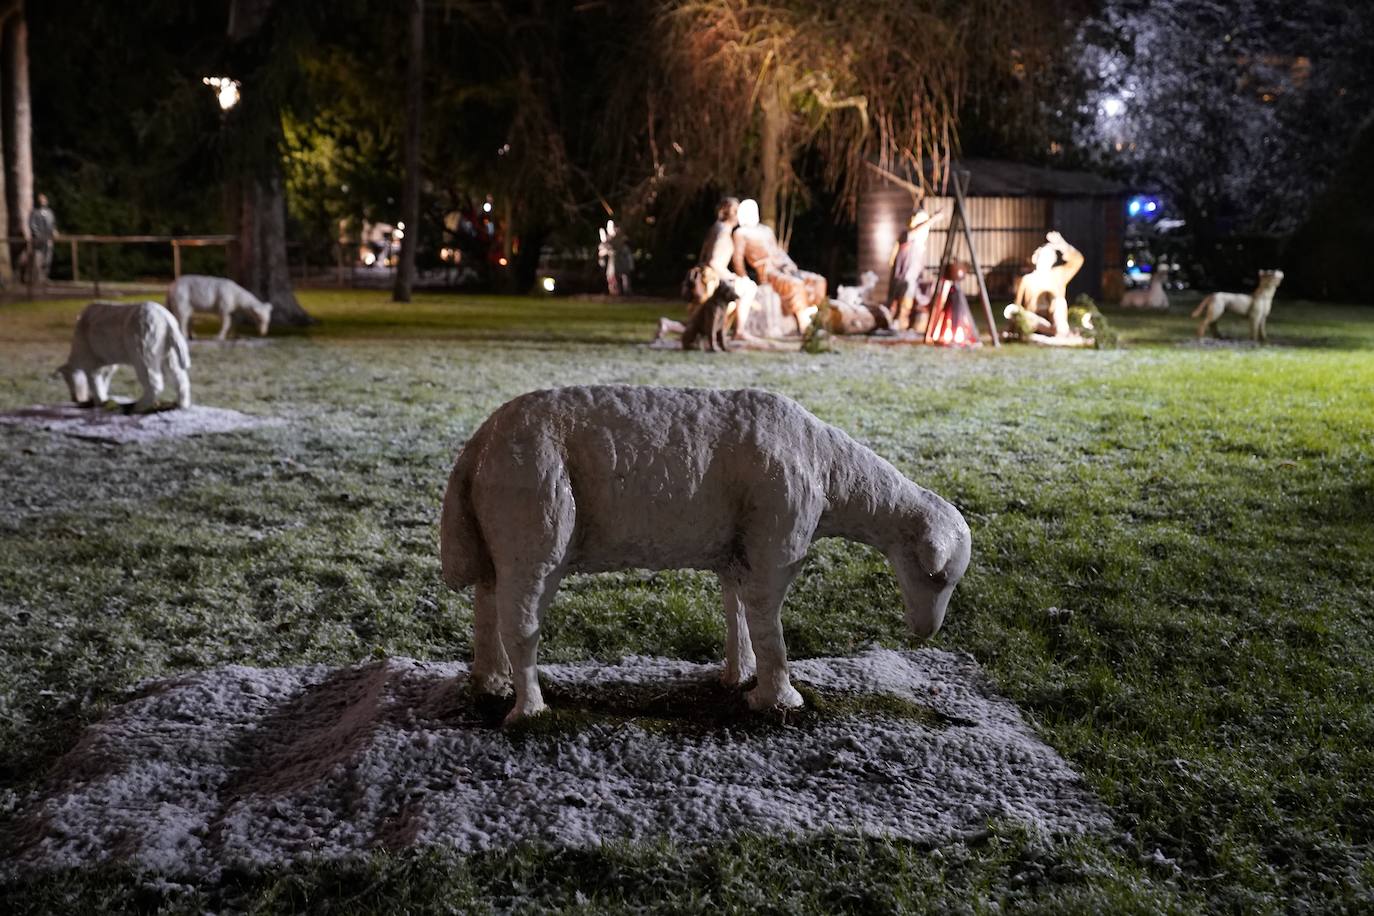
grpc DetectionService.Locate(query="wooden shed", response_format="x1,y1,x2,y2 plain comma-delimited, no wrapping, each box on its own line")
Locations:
858,158,1127,304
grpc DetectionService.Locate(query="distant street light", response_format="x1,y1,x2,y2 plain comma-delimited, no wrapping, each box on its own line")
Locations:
202,76,241,111
1101,96,1124,117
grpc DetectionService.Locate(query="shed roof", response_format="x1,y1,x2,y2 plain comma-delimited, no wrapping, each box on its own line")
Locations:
871,157,1126,198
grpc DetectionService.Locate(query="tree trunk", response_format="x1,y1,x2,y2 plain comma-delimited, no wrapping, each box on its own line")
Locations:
393,0,423,303
226,0,312,327
0,4,28,287
1,6,27,282
229,169,312,326
0,16,10,288
758,84,785,232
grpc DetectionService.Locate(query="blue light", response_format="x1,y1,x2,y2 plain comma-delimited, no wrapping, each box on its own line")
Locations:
1127,195,1162,220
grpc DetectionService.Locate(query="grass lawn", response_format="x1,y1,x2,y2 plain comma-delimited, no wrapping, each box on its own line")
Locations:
1,289,1372,913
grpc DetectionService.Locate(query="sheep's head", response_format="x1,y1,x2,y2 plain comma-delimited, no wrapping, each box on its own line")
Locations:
254,302,273,336
887,499,971,640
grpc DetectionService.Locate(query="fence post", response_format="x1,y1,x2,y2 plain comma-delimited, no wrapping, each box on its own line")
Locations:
26,240,34,300
70,239,79,282
172,240,181,279
92,244,100,298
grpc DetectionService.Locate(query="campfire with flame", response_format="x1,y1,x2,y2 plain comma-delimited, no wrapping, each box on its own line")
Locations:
924,262,982,348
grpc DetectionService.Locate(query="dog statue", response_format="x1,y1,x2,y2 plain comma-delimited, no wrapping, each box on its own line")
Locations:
680,265,737,351
1121,265,1170,310
1192,269,1284,342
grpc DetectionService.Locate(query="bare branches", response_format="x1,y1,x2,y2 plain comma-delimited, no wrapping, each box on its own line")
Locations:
646,0,1019,225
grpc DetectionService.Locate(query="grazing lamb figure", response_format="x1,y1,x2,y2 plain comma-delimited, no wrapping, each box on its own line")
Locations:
166,274,272,341
440,386,972,723
57,300,191,411
1192,269,1284,342
1120,265,1170,310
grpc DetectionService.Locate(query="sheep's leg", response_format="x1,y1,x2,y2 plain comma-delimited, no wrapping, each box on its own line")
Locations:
741,564,804,711
132,363,163,413
470,582,513,697
497,568,563,724
216,309,232,341
91,367,115,404
69,368,93,406
165,355,191,409
719,578,756,686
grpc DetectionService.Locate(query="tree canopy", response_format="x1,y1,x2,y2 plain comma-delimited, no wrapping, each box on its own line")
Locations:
23,0,1373,294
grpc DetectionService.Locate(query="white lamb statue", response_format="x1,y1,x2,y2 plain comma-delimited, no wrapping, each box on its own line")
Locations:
440,385,972,723
166,274,272,341
57,300,191,411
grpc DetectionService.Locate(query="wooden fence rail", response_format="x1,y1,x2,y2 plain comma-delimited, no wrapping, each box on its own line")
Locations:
2,233,237,299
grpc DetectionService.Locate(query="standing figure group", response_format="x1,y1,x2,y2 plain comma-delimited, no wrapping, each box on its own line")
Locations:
886,207,943,333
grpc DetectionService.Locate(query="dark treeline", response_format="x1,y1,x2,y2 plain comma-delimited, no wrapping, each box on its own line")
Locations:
26,0,1374,299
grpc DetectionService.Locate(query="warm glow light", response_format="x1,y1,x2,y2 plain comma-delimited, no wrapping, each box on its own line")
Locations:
497,257,508,266
1004,304,1018,320
541,276,556,292
362,251,377,266
202,76,240,111
482,201,493,213
396,221,405,230
393,229,404,240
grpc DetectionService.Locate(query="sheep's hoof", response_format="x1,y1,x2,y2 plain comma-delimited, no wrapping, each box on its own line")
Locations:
470,671,514,698
747,683,804,711
502,699,548,726
720,663,757,687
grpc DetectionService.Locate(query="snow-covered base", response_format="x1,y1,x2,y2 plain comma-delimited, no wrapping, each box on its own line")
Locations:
0,403,280,444
3,649,1108,879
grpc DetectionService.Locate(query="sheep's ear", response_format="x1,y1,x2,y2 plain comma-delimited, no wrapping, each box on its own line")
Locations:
916,527,955,575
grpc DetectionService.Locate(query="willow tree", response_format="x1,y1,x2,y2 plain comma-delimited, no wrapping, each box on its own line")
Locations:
656,0,1015,239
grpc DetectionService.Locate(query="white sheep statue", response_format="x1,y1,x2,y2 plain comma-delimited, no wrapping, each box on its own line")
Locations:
440,385,972,723
57,300,191,411
166,274,272,341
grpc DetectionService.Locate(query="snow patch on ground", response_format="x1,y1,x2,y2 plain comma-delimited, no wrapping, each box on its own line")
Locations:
2,649,1109,879
0,404,281,443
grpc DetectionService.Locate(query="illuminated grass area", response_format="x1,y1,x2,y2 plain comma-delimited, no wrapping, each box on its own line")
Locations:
2,290,1372,912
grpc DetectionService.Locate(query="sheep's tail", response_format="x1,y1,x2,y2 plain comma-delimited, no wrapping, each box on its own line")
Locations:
439,440,492,590
1191,296,1213,319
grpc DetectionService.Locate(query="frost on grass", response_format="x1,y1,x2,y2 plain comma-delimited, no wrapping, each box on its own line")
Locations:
0,403,280,444
2,648,1108,879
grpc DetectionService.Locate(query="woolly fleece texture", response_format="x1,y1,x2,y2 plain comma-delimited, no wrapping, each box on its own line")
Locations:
3,649,1107,879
